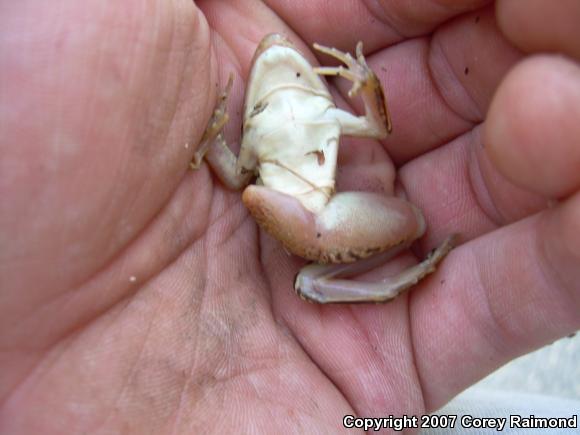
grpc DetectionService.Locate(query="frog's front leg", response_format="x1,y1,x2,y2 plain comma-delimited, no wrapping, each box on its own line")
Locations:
313,42,393,138
191,75,255,190
295,235,456,304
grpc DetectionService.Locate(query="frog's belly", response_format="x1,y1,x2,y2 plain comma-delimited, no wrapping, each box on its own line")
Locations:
249,118,340,214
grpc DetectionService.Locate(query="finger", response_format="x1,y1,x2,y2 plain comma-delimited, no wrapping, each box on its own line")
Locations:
323,7,521,163
202,4,520,165
199,0,322,74
271,253,427,418
485,56,580,198
497,0,580,59
267,0,490,51
269,145,578,417
411,193,580,411
400,126,551,252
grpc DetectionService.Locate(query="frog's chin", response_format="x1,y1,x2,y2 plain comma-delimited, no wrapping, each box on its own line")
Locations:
253,33,298,59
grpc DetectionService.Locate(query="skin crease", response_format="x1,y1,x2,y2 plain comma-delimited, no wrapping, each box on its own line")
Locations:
0,0,579,433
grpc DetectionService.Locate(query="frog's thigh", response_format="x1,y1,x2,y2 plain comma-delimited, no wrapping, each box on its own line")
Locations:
242,185,425,263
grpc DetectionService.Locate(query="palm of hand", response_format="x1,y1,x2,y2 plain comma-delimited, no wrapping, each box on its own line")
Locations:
2,1,579,433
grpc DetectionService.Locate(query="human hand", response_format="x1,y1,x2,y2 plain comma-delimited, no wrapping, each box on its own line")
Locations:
1,0,579,433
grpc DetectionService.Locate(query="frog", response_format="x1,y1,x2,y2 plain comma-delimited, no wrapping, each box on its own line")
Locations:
192,33,455,304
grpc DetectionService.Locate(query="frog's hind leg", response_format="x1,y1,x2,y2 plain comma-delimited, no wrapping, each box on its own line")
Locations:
243,185,456,303
242,185,427,264
295,235,456,304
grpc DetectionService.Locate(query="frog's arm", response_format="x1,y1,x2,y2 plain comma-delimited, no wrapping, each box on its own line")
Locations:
191,75,256,190
314,42,393,139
